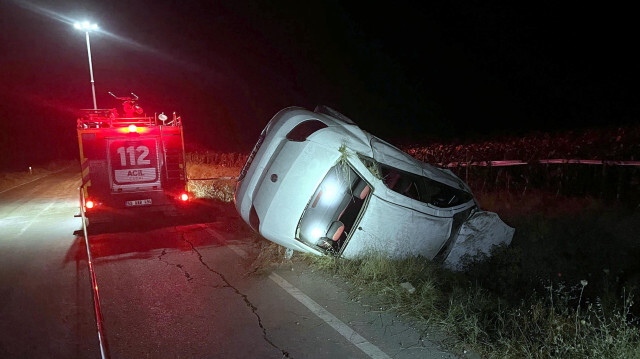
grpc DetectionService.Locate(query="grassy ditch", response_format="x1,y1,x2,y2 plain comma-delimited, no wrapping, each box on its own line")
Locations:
186,154,640,358
299,197,640,358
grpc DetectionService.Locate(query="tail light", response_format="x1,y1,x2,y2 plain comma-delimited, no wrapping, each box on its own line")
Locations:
180,193,189,201
85,200,95,209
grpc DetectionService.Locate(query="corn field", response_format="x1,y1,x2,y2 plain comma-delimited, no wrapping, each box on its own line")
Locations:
405,125,640,203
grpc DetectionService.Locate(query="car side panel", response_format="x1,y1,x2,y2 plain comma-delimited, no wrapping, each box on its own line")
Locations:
341,195,453,260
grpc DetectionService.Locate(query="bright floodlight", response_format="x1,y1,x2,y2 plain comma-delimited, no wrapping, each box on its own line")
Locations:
74,20,99,109
74,21,98,31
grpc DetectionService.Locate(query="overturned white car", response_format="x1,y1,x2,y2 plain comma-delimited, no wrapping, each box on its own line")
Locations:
234,106,514,269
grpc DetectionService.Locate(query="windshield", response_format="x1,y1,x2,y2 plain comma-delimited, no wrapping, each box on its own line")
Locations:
359,155,472,208
297,162,370,253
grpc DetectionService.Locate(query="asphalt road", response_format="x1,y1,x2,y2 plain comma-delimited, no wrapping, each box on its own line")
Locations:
0,167,458,358
0,168,97,358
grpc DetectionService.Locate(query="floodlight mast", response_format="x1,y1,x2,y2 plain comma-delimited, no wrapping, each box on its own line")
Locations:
74,21,99,109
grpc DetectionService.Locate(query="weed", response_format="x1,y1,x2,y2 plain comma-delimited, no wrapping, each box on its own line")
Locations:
249,240,292,274
298,251,640,358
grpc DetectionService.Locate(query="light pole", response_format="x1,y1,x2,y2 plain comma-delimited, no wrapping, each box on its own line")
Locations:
74,21,99,109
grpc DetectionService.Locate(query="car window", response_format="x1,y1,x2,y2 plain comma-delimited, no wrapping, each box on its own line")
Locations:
358,154,472,208
379,165,424,202
297,162,370,253
285,120,327,141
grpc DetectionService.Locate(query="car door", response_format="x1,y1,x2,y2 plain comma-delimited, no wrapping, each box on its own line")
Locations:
344,155,453,259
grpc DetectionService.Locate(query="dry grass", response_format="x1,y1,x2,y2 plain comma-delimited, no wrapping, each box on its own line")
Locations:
249,241,295,275
282,194,640,358
299,249,640,358
185,159,240,202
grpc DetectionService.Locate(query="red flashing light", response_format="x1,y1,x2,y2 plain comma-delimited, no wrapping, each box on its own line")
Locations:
180,193,189,201
118,125,147,134
86,200,95,209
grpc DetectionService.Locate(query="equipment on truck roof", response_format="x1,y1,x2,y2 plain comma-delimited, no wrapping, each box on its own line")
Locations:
77,92,189,223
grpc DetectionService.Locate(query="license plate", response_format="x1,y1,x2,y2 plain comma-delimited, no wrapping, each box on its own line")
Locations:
125,199,152,207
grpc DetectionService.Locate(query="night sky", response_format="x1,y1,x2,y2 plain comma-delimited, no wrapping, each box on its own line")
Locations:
1,0,638,170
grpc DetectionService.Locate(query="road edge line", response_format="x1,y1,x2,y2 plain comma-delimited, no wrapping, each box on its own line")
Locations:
208,227,391,359
268,272,392,359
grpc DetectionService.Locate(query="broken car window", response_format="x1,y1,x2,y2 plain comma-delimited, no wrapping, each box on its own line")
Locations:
358,155,472,208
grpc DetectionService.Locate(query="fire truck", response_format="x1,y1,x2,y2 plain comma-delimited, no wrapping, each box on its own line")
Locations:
77,92,189,222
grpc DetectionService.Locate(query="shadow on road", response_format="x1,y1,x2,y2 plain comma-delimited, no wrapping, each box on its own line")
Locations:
64,199,253,264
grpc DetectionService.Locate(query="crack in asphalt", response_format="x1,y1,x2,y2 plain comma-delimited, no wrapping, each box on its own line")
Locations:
157,249,194,282
180,234,292,358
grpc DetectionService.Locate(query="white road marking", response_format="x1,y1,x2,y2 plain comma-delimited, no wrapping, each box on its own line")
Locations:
204,227,249,259
204,227,222,239
205,226,391,359
227,244,248,259
17,203,55,237
269,272,392,359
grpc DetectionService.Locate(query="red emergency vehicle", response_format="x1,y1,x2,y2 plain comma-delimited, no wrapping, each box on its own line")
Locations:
77,92,189,221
